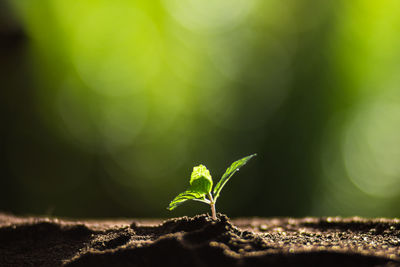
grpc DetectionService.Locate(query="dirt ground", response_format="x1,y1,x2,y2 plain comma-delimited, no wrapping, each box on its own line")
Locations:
1,212,400,266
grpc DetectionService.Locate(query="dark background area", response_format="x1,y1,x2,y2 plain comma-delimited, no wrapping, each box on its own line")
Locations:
1,0,400,218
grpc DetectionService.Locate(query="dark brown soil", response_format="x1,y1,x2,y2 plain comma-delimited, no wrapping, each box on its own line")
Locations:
1,213,400,266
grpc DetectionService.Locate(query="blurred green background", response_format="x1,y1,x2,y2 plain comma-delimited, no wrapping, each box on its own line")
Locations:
1,0,400,218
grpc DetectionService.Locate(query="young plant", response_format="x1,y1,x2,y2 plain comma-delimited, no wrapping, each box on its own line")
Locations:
167,154,256,220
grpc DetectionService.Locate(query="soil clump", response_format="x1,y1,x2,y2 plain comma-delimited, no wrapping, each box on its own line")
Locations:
1,213,399,266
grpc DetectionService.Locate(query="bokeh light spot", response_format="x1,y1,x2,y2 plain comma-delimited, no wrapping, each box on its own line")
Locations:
163,0,256,32
343,100,400,197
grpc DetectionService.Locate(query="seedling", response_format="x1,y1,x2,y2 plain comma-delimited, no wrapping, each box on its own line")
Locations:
167,154,257,220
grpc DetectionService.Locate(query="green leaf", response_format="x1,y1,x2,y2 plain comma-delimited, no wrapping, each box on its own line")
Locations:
213,154,257,201
167,190,204,211
189,165,213,194
167,165,213,211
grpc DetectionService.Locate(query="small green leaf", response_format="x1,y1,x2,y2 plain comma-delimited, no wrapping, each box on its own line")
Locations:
213,154,256,201
189,165,213,194
167,190,204,211
167,165,213,211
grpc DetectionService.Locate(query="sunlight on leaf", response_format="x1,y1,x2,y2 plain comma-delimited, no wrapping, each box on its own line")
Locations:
213,154,257,201
189,165,213,194
167,190,205,210
167,165,213,210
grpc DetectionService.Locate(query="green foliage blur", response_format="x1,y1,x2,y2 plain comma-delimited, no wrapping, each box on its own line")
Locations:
1,0,400,218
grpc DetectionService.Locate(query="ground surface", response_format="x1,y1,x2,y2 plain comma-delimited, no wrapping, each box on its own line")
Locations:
1,213,400,266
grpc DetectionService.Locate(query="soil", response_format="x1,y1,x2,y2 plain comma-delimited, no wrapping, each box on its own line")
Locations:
1,213,400,266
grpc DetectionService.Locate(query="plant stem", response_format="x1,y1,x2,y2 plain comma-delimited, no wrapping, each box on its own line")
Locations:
208,193,217,220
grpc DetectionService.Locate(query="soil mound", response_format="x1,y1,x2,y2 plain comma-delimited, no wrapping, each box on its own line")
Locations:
0,213,399,266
